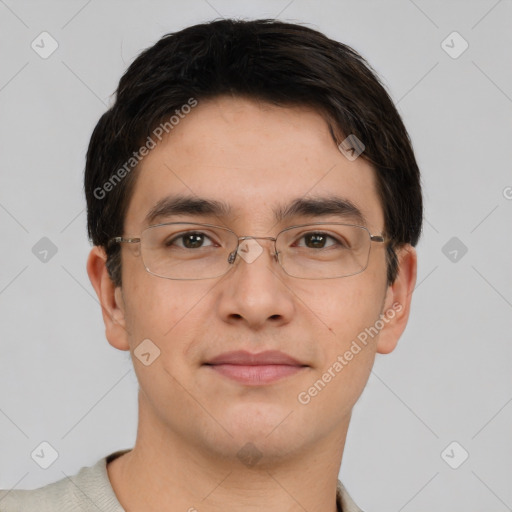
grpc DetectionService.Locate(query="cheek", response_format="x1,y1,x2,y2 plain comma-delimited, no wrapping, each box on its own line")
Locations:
122,274,211,358
122,279,206,401
294,280,382,422
293,275,385,344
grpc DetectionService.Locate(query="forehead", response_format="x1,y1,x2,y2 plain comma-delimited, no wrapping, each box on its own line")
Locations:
124,96,384,233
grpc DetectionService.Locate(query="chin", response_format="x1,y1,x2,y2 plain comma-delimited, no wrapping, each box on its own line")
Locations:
214,403,310,456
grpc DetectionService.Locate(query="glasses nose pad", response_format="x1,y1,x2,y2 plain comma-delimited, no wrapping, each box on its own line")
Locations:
226,242,278,265
227,249,237,264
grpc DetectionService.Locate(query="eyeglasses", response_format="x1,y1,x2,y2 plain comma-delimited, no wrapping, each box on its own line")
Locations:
108,222,387,280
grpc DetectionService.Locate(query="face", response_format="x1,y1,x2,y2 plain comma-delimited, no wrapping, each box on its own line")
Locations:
91,96,415,466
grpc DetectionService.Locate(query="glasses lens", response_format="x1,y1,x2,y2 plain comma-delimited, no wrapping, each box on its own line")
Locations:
277,224,372,279
140,223,237,279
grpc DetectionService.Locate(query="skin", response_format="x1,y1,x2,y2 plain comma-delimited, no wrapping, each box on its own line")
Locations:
87,96,417,512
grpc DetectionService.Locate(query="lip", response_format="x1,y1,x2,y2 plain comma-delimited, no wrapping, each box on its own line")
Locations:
204,350,308,385
205,350,305,366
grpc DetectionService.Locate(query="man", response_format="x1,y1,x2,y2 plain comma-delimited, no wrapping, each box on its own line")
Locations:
0,18,421,511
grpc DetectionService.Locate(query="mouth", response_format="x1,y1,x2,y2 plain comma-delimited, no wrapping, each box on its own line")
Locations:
203,350,308,386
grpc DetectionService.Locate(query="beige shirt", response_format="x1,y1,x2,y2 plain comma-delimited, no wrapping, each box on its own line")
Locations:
0,450,363,511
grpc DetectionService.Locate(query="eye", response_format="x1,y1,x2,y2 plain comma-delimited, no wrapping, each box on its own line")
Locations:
295,232,343,249
166,231,216,249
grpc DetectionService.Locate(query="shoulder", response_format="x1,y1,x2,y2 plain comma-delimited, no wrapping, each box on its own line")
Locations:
337,479,365,512
0,472,81,511
0,450,129,512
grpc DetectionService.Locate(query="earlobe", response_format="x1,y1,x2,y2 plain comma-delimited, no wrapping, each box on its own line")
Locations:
376,244,418,355
86,246,130,351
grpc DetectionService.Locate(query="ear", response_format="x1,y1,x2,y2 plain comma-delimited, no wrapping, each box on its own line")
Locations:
86,246,130,351
376,244,417,354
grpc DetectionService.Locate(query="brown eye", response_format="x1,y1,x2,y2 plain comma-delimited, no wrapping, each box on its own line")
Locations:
166,232,214,249
296,232,341,249
305,233,327,248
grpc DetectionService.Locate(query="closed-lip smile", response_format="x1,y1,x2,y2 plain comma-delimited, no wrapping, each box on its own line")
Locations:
204,350,308,385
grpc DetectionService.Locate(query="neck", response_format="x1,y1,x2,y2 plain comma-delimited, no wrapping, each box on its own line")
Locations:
107,392,348,512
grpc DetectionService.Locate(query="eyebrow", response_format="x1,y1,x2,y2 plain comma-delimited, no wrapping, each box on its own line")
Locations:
274,196,366,225
144,194,367,226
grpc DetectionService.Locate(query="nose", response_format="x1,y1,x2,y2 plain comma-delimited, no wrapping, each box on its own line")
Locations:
216,237,295,330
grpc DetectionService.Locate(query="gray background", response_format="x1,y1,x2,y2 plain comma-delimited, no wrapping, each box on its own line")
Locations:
0,1,511,510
